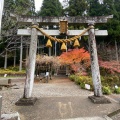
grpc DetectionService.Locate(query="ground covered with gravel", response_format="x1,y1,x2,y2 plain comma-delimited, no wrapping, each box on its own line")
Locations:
0,77,93,114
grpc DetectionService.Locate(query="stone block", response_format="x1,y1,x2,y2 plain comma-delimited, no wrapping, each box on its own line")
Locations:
15,97,37,106
88,95,111,104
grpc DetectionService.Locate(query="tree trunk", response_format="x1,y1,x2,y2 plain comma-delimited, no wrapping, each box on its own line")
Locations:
26,45,29,59
23,24,38,98
4,49,7,69
115,40,119,62
55,41,57,56
19,36,23,71
88,24,103,97
49,47,51,56
37,39,39,54
14,48,16,67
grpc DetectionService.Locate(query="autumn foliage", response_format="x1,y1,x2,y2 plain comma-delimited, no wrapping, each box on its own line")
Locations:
59,48,90,74
59,48,120,75
99,60,120,74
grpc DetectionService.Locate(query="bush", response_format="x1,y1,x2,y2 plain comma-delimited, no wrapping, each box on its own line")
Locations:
0,66,25,76
102,75,120,87
74,77,81,85
102,86,112,95
69,75,93,90
80,82,85,89
69,74,120,94
114,87,120,94
69,75,76,81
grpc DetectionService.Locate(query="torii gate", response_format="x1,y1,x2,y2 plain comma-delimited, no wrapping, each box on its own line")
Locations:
14,15,113,104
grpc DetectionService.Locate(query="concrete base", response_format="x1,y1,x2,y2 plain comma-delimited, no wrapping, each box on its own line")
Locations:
88,95,111,104
15,97,37,106
1,112,20,120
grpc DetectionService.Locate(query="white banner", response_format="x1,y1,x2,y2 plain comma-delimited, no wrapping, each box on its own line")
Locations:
0,0,4,34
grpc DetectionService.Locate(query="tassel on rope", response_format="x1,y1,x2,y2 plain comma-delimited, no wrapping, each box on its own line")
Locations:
61,42,67,51
46,39,52,47
73,39,80,47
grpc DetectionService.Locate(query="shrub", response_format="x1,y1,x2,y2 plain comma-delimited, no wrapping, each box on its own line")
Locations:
80,82,85,89
69,75,93,90
69,74,120,94
114,87,120,94
102,86,112,95
74,76,82,85
102,75,120,87
69,75,76,81
0,67,25,76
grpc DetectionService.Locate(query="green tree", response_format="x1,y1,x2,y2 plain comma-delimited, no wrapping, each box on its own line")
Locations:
87,0,120,41
87,0,104,16
38,0,63,16
66,0,89,16
14,0,32,15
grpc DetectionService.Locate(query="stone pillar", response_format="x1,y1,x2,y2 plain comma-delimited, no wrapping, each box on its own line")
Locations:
23,24,38,98
88,24,102,97
19,36,23,71
0,96,2,119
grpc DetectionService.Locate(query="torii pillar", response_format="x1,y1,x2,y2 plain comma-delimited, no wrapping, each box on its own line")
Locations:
88,23,111,103
16,23,38,105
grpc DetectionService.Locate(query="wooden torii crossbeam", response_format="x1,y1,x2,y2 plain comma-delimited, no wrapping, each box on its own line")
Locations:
15,15,113,105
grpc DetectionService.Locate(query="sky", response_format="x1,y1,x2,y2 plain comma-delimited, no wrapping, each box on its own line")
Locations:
35,0,63,11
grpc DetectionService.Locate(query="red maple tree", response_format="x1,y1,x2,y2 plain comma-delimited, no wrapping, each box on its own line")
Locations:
99,60,120,74
58,48,90,74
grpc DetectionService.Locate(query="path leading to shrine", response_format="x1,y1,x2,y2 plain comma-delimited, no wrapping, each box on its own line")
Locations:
1,76,120,120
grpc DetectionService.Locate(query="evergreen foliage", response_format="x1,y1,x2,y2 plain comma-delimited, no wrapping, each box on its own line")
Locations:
38,0,63,16
87,0,120,42
65,0,88,16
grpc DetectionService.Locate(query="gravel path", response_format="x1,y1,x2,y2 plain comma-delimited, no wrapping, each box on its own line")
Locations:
0,77,93,114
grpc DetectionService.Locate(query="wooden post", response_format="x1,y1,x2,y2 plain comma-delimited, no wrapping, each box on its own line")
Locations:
0,96,2,120
88,24,103,97
0,0,4,34
23,24,38,98
19,36,23,71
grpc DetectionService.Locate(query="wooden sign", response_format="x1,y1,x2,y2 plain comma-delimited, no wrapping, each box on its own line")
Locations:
59,20,68,34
